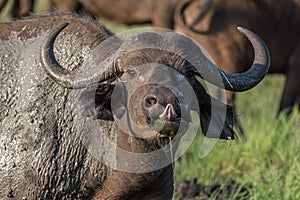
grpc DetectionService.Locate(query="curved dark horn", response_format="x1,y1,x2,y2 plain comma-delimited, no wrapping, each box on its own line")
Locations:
195,27,270,91
40,23,122,89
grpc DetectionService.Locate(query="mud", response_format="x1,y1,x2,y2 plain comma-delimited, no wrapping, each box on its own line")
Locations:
175,178,251,200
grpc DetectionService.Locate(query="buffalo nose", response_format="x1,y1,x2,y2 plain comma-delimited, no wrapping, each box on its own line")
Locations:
144,95,158,108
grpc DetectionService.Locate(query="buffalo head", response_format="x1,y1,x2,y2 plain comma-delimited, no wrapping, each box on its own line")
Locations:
40,23,269,142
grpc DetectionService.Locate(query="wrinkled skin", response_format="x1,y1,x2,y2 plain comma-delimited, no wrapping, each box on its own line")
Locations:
175,0,300,116
0,13,269,199
0,14,113,199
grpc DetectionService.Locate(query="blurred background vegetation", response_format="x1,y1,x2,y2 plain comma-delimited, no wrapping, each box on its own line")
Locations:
1,0,299,199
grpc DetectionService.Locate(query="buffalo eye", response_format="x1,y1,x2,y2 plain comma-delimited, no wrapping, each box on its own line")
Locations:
185,72,195,81
127,69,138,79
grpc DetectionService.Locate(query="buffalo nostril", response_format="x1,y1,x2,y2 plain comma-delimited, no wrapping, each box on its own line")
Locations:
145,95,158,107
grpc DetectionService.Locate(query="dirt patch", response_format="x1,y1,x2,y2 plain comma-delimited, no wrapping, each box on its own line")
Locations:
175,178,251,200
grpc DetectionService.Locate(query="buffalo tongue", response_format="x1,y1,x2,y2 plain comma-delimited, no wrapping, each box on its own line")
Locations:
159,104,177,121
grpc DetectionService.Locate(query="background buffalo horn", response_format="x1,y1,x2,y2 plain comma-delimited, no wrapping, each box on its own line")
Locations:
194,27,270,91
40,23,122,89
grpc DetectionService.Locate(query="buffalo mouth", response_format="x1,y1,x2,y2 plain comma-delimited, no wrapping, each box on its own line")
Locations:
146,103,184,138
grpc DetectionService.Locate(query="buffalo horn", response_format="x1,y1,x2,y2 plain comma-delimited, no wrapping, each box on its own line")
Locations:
194,27,270,91
40,23,122,89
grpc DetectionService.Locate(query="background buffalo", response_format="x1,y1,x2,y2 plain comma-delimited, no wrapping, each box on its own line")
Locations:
0,0,180,28
175,0,300,117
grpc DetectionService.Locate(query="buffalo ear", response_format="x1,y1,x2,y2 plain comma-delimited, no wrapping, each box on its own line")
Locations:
199,96,235,140
95,84,114,120
191,82,235,140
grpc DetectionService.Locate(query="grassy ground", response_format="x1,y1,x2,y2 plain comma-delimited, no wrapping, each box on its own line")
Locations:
174,75,300,199
1,3,300,200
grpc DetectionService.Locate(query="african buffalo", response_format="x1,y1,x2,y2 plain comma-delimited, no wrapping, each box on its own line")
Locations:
48,0,181,28
175,0,300,116
0,13,269,199
1,0,180,28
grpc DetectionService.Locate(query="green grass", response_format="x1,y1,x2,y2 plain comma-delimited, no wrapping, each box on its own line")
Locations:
1,5,300,200
0,0,12,21
174,75,300,199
